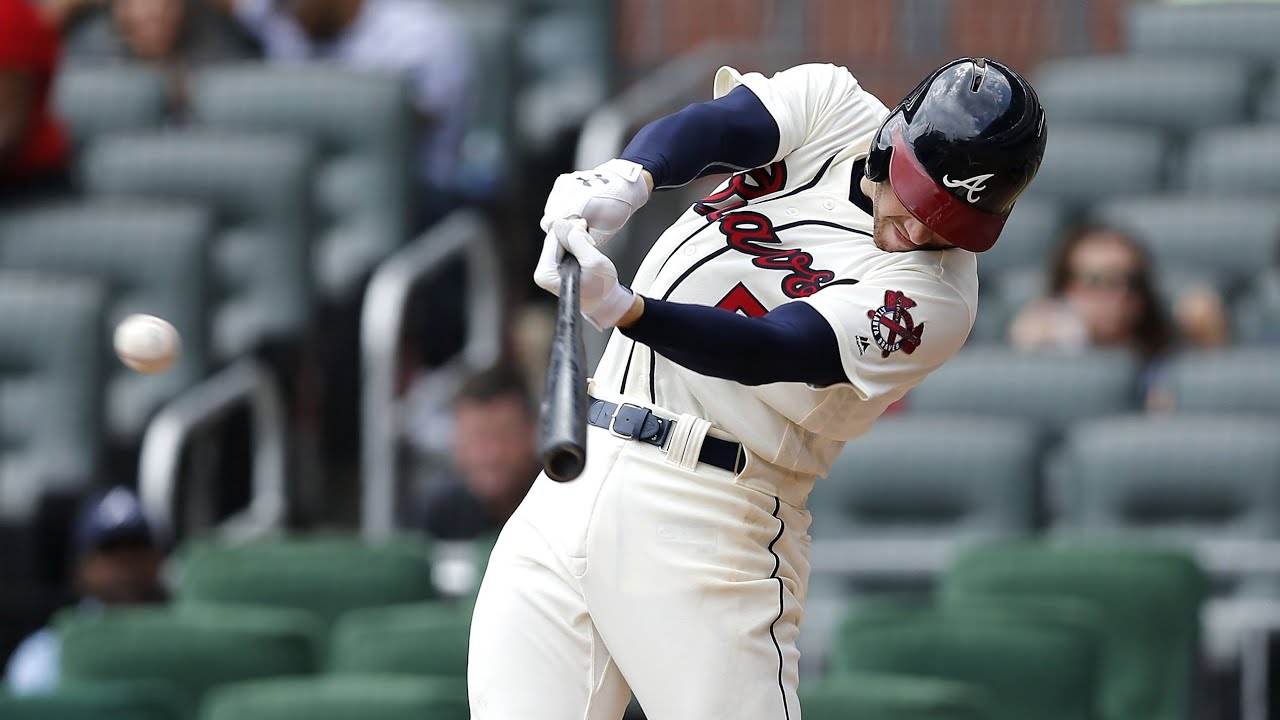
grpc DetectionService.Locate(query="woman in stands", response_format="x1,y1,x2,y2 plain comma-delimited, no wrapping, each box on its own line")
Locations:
1009,223,1228,409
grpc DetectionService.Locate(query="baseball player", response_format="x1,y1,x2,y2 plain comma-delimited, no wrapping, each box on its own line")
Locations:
469,57,1048,719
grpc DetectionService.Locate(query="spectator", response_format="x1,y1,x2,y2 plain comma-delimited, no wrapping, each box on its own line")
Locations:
1009,223,1233,408
4,487,166,694
0,0,71,205
419,366,538,542
217,0,470,220
58,0,258,120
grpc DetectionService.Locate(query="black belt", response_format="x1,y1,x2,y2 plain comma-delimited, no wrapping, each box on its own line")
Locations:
587,397,744,474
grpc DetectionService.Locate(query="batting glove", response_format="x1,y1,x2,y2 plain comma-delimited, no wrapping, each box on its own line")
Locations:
534,219,636,331
540,159,651,246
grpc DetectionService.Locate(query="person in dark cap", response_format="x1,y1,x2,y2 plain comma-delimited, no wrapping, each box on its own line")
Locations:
4,486,166,694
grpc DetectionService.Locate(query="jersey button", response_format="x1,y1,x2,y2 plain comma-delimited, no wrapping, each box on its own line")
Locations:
822,199,835,210
786,207,799,216
683,245,697,256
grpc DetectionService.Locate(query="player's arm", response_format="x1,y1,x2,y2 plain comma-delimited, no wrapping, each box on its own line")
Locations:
619,84,780,190
618,296,847,387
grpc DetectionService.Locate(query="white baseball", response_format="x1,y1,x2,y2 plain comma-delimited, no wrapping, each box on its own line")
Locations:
113,314,181,374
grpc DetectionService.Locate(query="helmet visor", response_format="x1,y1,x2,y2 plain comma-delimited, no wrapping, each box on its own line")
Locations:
887,129,1008,253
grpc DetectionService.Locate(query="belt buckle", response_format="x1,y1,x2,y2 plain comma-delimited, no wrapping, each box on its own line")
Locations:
609,402,648,439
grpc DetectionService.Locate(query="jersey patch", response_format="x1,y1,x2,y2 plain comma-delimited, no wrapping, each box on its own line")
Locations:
866,290,925,358
717,211,835,298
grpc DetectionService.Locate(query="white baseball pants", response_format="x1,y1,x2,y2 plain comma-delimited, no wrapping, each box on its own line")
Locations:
468,406,812,720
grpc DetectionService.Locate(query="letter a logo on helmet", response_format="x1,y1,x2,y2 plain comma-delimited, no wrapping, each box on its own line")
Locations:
864,57,1048,253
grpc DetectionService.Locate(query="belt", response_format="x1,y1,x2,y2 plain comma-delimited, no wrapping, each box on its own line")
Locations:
587,396,744,474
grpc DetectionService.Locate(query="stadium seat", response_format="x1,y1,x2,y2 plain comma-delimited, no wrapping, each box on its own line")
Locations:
1126,2,1280,62
59,605,322,709
902,347,1141,437
81,132,315,360
1091,196,1280,285
52,64,167,152
828,606,1098,720
1021,124,1168,206
191,67,414,299
451,2,519,201
941,541,1205,720
1236,269,1280,344
0,202,212,440
175,536,436,625
0,273,106,522
1034,57,1251,132
0,680,186,720
976,198,1064,281
1183,125,1280,197
1163,348,1280,414
799,673,992,720
812,416,1037,541
1050,415,1280,544
200,674,468,720
1262,73,1280,122
329,600,469,677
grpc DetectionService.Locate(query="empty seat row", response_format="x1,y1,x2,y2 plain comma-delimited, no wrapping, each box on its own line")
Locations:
1025,123,1280,208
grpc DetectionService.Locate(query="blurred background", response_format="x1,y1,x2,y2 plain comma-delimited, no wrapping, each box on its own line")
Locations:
3,0,1280,718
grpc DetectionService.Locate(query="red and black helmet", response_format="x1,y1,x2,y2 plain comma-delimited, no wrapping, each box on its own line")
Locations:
864,57,1048,253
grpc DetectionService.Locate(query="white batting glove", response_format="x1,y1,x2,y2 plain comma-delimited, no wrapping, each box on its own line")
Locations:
534,219,636,331
540,159,651,246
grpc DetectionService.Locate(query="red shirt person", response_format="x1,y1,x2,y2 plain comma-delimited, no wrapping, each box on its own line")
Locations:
0,0,70,197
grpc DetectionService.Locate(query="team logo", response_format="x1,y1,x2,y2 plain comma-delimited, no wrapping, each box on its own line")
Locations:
855,336,871,356
942,173,995,204
866,290,925,358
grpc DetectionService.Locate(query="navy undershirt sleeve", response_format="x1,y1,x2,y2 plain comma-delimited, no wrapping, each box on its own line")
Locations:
620,85,780,189
620,297,849,387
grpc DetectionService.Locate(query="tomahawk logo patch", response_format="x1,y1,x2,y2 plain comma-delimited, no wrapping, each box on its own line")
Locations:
866,290,925,358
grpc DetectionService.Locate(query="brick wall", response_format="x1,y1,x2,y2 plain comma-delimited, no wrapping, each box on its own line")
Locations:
614,0,1139,102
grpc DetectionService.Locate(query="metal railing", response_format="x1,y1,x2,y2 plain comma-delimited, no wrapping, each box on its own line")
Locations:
138,357,287,543
360,210,503,539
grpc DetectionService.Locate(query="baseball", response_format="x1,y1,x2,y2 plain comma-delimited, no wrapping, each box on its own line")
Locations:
113,314,181,374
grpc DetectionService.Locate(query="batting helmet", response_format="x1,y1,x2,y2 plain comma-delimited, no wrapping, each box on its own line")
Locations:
864,57,1047,253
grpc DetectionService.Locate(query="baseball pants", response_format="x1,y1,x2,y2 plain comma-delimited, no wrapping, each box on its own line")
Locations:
468,404,812,720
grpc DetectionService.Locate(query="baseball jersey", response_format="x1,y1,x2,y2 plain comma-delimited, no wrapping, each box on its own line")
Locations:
592,63,979,489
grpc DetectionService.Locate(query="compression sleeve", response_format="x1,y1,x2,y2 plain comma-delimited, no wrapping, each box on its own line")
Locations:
620,85,780,189
620,297,848,387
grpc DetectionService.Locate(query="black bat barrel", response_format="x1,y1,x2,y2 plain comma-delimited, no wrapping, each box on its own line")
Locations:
539,253,587,482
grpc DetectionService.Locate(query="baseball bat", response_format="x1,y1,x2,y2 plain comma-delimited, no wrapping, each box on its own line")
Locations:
539,252,587,482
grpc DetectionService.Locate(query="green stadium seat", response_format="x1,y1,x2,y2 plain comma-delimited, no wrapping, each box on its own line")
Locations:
175,536,436,626
1164,348,1280,414
452,2,518,200
902,347,1141,437
1183,125,1280,197
191,66,414,299
1050,415,1280,543
1022,125,1168,206
0,273,106,522
941,541,1205,720
59,605,322,710
828,605,1098,720
329,601,469,677
1034,57,1251,132
1126,2,1280,61
52,64,167,152
0,202,212,440
200,674,468,720
1262,72,1280,122
799,673,992,720
1091,196,1280,286
81,132,315,359
0,680,186,720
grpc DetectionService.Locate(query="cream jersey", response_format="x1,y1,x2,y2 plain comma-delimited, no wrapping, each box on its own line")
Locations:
593,63,979,488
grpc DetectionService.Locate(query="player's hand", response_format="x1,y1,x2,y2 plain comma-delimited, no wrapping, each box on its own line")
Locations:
534,219,636,330
540,159,651,246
